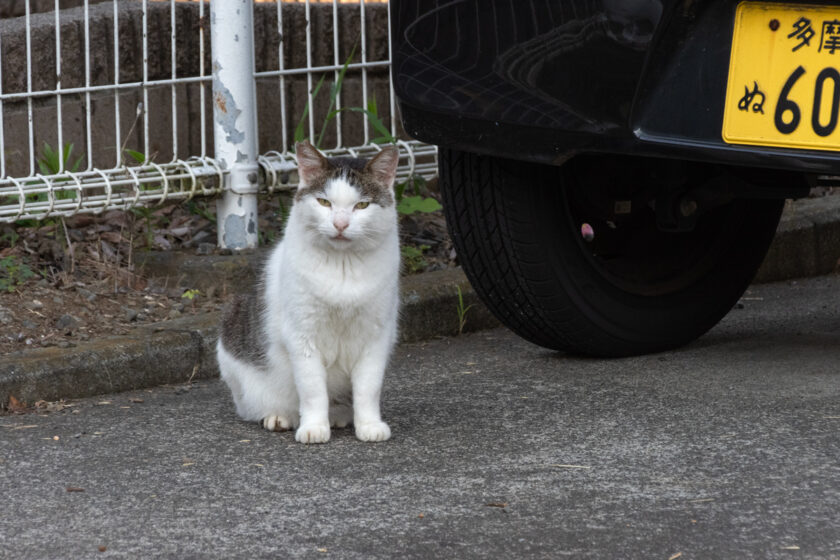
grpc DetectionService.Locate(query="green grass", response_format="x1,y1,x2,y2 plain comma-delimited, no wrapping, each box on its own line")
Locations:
401,244,429,274
456,285,475,335
0,256,36,292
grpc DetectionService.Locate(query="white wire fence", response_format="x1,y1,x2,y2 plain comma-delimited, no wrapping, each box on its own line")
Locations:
0,0,437,248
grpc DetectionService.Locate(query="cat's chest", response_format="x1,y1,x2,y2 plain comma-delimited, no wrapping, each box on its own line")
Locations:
296,252,397,307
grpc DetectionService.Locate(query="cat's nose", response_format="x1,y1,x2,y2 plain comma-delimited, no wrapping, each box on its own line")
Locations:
333,216,349,233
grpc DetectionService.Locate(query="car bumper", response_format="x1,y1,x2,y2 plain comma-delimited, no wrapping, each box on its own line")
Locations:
391,0,840,174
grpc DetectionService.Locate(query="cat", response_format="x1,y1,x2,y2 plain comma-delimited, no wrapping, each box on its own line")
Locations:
216,140,401,444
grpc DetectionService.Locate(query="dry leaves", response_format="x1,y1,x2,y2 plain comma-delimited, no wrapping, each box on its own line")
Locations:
7,395,27,413
34,399,73,412
485,502,508,508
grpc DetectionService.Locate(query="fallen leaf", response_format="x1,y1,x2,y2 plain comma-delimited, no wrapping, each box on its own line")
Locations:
485,502,508,508
66,487,85,493
8,425,39,430
34,400,71,412
97,401,112,405
99,231,125,245
317,548,328,553
669,553,683,560
98,545,107,553
780,546,801,550
8,395,27,412
549,464,591,469
182,462,195,467
129,398,144,404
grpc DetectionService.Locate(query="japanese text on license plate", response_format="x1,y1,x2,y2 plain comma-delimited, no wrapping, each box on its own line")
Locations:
723,3,840,151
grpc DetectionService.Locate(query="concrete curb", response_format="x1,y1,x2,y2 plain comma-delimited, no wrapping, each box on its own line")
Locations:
754,196,840,283
2,196,838,407
0,268,498,406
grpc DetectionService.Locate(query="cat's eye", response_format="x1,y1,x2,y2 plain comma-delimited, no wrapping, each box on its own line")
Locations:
354,201,370,210
316,198,331,208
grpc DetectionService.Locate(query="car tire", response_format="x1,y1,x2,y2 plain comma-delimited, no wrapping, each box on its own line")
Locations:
439,148,785,357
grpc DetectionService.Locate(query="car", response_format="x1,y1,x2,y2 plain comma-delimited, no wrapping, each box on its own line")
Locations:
389,0,837,357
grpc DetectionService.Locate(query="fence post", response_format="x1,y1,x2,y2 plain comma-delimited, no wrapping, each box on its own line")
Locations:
211,0,260,250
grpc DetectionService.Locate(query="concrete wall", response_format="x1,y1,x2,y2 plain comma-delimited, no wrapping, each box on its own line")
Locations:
0,1,395,177
0,0,111,19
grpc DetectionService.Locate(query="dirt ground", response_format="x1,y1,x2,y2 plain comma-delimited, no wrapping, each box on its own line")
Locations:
0,186,452,357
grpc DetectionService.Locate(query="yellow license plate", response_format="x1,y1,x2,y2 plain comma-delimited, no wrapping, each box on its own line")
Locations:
723,2,840,151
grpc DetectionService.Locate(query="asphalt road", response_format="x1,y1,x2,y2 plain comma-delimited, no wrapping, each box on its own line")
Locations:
2,274,840,559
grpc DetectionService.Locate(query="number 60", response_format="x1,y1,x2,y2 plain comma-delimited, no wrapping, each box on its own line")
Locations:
775,64,840,137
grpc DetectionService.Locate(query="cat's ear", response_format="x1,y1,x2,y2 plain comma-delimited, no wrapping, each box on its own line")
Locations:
364,146,399,190
295,140,328,187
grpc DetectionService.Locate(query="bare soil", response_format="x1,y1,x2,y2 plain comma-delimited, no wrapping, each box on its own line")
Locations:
0,186,452,357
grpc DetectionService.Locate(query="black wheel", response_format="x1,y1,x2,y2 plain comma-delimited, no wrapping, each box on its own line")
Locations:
439,149,786,357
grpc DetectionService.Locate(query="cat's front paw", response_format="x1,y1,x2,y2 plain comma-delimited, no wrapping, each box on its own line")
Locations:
262,414,296,432
355,421,391,442
295,423,331,444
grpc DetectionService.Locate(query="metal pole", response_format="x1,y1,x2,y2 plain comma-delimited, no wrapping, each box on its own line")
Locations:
211,0,260,250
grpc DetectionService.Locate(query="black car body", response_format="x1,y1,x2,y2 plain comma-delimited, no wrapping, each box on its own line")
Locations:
392,0,840,174
390,1,825,356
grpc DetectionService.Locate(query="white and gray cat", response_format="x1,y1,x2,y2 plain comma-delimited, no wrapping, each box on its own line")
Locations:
217,141,401,444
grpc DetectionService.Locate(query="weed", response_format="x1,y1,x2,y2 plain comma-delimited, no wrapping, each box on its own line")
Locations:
181,288,201,301
456,285,475,335
397,194,442,216
0,230,19,248
184,200,216,223
395,174,441,217
401,244,429,274
124,149,147,165
260,228,278,245
38,142,84,177
31,142,86,273
293,45,397,149
130,206,155,249
37,142,84,204
0,256,36,292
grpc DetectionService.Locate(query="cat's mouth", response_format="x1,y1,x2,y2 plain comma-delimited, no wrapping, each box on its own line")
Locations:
331,234,351,242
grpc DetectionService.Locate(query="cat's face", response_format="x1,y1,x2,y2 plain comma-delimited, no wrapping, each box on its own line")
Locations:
293,141,399,251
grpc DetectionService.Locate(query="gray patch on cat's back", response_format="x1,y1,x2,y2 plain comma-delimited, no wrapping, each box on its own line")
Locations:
220,293,267,367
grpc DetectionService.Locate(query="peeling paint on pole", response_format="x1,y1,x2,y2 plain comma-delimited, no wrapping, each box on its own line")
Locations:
211,0,259,250
212,62,245,145
223,214,245,247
